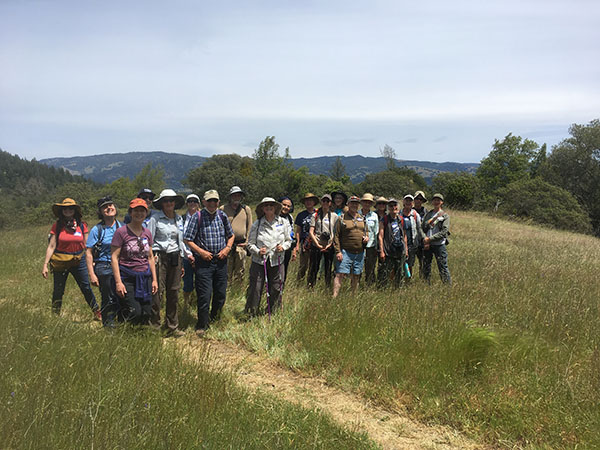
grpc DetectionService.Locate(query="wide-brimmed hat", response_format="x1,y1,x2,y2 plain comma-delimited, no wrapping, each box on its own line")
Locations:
203,190,220,201
403,194,415,201
186,194,200,203
331,191,348,205
414,190,427,202
432,193,444,201
301,192,320,204
97,195,114,210
256,197,282,218
361,193,375,203
376,196,389,204
153,189,185,209
137,188,155,200
228,186,244,197
52,198,82,218
387,198,399,205
129,198,149,211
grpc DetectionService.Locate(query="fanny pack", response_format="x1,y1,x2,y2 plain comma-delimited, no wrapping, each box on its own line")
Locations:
50,250,84,272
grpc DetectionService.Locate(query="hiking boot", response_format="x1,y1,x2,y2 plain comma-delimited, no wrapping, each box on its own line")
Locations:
93,310,102,321
195,328,206,338
165,329,185,338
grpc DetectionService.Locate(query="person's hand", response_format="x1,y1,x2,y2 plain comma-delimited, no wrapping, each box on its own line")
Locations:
336,252,343,262
42,264,49,279
237,242,247,248
151,280,158,294
424,237,430,245
362,235,369,243
90,273,99,287
181,267,185,278
291,248,297,261
188,254,195,265
379,251,386,261
275,244,284,252
259,247,267,256
200,249,213,261
217,247,230,259
115,281,127,298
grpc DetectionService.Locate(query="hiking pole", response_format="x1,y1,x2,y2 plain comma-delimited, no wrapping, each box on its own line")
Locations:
263,256,271,319
278,253,283,313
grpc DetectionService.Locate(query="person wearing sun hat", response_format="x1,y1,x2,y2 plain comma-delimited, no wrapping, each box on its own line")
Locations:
111,198,159,325
278,196,295,281
331,191,348,216
413,190,428,277
147,189,187,336
220,186,253,285
244,197,292,316
332,195,369,297
422,193,451,285
400,194,425,282
292,192,319,282
307,193,339,288
181,193,200,305
42,198,101,319
183,189,235,335
360,193,379,285
377,198,407,288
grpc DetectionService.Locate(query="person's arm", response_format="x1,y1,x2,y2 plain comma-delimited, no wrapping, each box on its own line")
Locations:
246,221,260,256
416,214,426,242
42,234,57,279
240,206,252,246
148,248,158,294
217,214,235,260
333,219,343,261
378,224,385,260
183,213,213,261
281,220,292,251
429,214,450,242
309,225,321,249
111,245,127,298
86,248,99,286
147,216,157,239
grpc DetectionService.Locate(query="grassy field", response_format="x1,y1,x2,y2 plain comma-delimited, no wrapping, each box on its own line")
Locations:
0,227,375,449
211,210,600,448
3,210,600,448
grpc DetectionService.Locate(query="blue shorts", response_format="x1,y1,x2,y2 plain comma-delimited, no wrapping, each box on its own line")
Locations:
335,249,365,275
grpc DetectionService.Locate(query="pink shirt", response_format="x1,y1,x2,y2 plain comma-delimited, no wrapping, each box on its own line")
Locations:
111,225,153,272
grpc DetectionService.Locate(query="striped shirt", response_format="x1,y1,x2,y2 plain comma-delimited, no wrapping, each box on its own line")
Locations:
183,208,233,255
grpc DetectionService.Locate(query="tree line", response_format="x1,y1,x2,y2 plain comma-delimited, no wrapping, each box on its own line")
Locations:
2,118,598,235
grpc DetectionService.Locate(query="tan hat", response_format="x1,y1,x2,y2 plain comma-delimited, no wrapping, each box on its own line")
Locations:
52,198,82,217
414,190,427,201
375,196,389,204
432,193,444,201
361,193,375,203
256,197,282,218
301,192,320,204
203,189,220,201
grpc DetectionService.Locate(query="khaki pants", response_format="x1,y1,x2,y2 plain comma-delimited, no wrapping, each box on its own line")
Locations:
151,252,182,330
296,245,310,281
227,245,247,283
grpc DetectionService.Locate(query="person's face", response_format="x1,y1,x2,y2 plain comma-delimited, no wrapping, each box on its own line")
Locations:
62,206,75,218
321,198,331,211
376,202,386,212
281,199,292,214
403,199,414,210
162,198,175,213
204,198,219,213
304,199,315,210
229,193,242,205
139,194,153,208
388,203,399,215
131,206,147,223
414,197,424,208
263,204,275,217
187,199,199,213
348,201,359,213
432,198,443,209
334,195,344,207
101,203,116,219
361,200,372,211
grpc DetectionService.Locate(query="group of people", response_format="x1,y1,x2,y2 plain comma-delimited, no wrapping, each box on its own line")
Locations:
42,185,451,337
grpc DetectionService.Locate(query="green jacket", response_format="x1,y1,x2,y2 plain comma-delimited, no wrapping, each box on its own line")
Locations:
422,210,450,245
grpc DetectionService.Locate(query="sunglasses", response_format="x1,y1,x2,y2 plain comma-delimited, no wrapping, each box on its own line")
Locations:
187,199,199,204
206,199,218,203
163,198,175,203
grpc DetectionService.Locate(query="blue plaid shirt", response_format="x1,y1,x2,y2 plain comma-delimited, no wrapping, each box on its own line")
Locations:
183,208,233,255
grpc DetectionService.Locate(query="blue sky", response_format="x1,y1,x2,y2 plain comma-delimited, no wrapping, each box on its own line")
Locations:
1,0,599,163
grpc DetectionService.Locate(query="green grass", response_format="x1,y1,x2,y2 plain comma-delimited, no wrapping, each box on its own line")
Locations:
212,210,600,448
0,228,375,449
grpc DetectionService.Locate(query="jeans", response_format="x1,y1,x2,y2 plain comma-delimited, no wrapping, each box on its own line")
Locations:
94,261,119,327
182,258,195,293
245,260,283,316
423,244,452,285
52,257,98,314
194,257,228,331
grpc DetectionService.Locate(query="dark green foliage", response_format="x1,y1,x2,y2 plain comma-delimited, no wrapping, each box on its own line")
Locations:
496,178,592,233
432,172,482,209
540,119,600,235
358,166,427,199
329,156,349,182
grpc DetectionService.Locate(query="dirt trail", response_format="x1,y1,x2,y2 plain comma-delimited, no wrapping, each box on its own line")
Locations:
176,337,485,450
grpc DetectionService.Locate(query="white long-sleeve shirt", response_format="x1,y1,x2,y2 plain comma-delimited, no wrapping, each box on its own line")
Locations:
247,216,292,266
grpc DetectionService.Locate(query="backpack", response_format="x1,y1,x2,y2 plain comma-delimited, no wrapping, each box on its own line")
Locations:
92,220,123,259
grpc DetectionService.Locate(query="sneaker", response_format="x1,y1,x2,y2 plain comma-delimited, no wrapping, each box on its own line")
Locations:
93,310,102,321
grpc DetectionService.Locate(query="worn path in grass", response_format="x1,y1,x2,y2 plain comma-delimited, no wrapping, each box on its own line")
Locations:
173,336,484,450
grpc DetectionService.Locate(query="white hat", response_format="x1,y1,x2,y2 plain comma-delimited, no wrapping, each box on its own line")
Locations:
153,189,185,209
229,186,244,196
186,194,200,203
403,194,415,201
255,197,282,218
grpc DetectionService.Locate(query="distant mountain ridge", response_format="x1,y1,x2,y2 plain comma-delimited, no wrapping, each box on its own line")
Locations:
41,151,478,188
